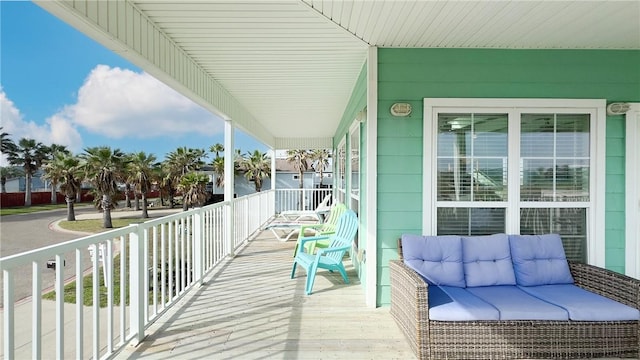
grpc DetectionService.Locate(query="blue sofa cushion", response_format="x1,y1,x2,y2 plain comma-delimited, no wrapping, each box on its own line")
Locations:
519,284,640,321
509,234,574,286
402,234,465,287
466,286,568,320
428,286,500,321
462,234,516,287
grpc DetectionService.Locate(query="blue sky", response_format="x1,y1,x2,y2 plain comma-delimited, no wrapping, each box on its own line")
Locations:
0,2,266,165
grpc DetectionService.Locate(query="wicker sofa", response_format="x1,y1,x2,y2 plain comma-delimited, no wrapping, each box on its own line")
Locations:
390,233,640,359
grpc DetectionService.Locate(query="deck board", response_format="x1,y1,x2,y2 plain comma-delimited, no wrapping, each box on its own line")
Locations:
115,230,415,359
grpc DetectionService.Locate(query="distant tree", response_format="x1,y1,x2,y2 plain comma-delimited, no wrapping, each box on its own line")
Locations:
0,166,23,193
42,144,70,204
6,138,47,206
164,147,205,208
286,149,311,209
241,150,271,192
178,172,209,210
309,149,331,186
128,151,157,218
0,127,16,154
43,152,82,221
209,143,224,158
81,146,128,228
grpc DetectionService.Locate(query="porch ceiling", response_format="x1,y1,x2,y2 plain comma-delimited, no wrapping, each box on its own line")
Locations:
36,1,640,149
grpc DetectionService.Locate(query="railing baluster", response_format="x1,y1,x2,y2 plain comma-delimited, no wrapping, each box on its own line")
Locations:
120,235,127,345
92,244,99,360
3,269,15,360
153,225,158,316
55,254,64,359
32,261,42,358
161,224,166,307
75,249,83,357
107,239,114,354
143,228,149,324
168,221,174,301
129,224,145,345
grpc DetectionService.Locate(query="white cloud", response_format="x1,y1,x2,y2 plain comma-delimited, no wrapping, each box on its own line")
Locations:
66,65,224,139
0,89,83,159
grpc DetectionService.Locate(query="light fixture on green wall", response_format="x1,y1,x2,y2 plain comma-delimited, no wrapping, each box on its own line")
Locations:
390,102,412,117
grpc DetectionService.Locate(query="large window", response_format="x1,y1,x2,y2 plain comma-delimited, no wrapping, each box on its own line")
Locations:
336,138,347,203
424,99,605,264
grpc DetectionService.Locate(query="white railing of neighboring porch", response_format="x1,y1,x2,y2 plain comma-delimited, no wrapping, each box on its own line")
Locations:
0,190,274,360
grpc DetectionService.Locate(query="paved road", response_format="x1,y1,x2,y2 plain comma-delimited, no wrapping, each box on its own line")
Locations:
0,206,99,306
0,205,181,306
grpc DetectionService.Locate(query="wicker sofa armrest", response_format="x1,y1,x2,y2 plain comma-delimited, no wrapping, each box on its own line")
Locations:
389,260,430,359
569,261,640,310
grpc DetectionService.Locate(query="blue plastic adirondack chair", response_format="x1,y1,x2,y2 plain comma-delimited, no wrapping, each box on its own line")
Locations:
291,209,358,295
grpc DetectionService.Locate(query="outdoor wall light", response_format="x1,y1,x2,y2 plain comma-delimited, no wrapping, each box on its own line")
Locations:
607,102,631,115
390,102,412,117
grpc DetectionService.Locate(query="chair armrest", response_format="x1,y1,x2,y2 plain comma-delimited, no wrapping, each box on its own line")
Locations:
316,245,350,255
389,260,430,358
570,261,640,310
299,235,330,247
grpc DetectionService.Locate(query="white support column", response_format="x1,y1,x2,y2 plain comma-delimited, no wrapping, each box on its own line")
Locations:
32,261,42,358
626,103,640,279
225,119,235,257
55,254,64,359
365,46,378,308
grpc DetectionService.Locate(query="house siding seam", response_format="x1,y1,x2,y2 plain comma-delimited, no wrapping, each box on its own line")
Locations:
375,48,640,306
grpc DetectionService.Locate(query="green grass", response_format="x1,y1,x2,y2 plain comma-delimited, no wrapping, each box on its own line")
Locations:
0,203,69,216
58,217,148,233
42,254,129,307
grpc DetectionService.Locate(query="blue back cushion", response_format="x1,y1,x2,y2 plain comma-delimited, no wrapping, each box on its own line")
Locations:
462,234,516,287
401,234,465,287
509,234,574,286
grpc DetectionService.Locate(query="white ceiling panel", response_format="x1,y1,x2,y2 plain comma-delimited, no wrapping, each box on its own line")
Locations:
38,1,640,149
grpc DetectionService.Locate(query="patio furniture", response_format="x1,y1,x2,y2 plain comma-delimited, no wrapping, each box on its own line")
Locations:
390,233,640,360
291,209,358,295
276,193,332,222
293,203,347,255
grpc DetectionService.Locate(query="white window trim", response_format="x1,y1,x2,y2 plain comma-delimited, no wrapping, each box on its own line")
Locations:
626,103,640,279
423,98,606,267
349,120,361,203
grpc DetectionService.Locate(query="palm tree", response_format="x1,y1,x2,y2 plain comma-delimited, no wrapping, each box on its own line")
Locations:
286,149,311,209
42,144,70,204
128,151,157,218
0,127,16,154
241,150,271,192
81,146,128,228
43,152,82,221
209,143,224,159
164,147,206,208
211,156,225,188
309,149,331,186
178,172,209,210
0,166,23,193
6,138,47,206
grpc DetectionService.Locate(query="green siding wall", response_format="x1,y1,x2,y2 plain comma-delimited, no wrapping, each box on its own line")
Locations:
334,62,368,283
376,48,640,306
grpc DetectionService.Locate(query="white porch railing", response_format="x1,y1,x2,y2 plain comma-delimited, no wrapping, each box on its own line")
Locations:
0,190,274,360
274,188,332,213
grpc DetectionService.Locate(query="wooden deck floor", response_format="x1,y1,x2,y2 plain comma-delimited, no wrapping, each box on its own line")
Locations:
115,230,415,360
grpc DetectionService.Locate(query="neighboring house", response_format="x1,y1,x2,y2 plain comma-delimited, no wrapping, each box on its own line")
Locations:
34,1,640,309
3,170,48,192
